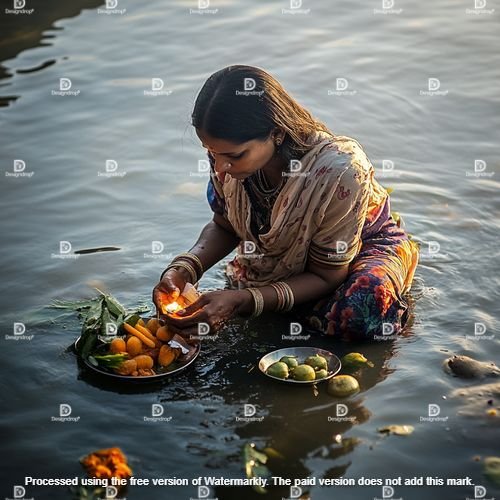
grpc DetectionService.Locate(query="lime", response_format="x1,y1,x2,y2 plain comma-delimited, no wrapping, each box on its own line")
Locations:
292,364,316,381
279,355,299,369
327,375,359,397
266,361,289,379
305,354,328,371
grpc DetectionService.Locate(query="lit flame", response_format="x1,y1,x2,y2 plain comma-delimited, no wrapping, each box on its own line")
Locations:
163,301,181,314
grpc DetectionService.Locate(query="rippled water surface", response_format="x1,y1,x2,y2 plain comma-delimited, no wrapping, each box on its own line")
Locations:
1,1,499,499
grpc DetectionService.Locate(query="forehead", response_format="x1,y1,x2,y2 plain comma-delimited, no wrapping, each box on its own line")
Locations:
195,129,253,152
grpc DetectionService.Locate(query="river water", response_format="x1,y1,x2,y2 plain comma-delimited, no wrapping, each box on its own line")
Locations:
1,1,499,499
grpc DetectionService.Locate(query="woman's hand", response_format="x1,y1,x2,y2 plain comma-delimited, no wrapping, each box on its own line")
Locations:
152,268,189,314
163,289,251,337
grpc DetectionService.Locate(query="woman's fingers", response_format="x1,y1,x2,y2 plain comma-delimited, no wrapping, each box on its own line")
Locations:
164,307,208,328
176,295,208,316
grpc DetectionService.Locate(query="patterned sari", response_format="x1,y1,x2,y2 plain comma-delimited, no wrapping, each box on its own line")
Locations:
206,131,419,341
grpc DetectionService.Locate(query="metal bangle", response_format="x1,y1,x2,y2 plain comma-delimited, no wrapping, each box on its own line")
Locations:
176,252,204,279
246,288,264,317
161,261,197,284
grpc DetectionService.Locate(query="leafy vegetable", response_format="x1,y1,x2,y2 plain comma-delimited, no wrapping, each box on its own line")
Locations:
243,443,270,494
50,290,150,359
90,353,129,369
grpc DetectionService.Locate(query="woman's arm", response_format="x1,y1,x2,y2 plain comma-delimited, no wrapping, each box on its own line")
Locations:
237,262,349,315
184,212,240,274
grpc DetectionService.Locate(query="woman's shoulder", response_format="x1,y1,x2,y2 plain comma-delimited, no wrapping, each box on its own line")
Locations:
311,134,374,181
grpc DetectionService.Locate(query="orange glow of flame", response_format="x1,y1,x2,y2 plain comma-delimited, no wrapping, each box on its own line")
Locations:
162,301,181,314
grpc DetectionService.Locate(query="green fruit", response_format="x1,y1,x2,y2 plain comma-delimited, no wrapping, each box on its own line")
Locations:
341,352,374,371
292,364,316,381
315,369,328,379
305,354,328,371
327,375,359,397
266,361,289,379
279,355,299,369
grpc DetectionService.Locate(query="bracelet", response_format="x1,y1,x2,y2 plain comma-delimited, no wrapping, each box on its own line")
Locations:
270,281,295,312
246,288,265,317
161,261,197,284
176,252,204,278
160,253,204,283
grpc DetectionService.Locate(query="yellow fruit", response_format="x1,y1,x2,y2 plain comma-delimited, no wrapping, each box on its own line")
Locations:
158,345,179,367
109,338,126,354
137,318,146,327
327,375,360,397
134,355,154,370
292,364,316,381
146,318,161,335
126,336,142,357
156,325,174,342
114,359,137,376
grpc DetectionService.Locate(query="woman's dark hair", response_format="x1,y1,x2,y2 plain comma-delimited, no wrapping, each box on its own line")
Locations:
191,65,333,166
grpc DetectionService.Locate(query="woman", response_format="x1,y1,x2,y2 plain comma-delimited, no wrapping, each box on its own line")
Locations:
152,65,419,341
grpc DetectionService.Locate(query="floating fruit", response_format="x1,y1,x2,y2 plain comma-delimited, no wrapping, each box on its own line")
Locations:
279,356,299,369
266,361,289,379
292,364,316,381
305,354,328,371
315,369,328,379
341,352,374,371
327,375,359,397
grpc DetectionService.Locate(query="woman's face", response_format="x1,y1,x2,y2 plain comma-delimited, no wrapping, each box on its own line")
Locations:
196,128,279,183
